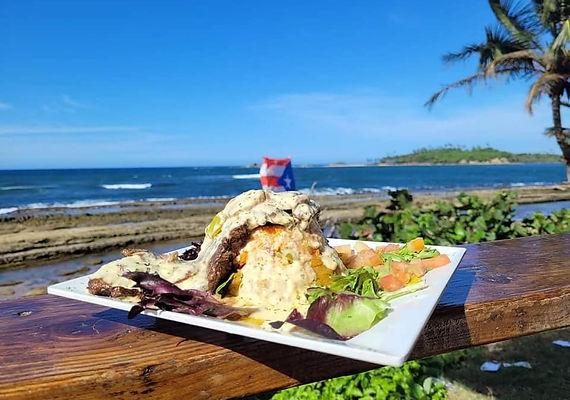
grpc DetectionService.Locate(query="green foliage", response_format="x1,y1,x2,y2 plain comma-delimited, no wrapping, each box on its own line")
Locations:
340,190,570,245
272,359,448,400
379,146,561,165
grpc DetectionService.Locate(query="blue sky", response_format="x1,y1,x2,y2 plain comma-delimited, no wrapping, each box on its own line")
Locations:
0,0,564,169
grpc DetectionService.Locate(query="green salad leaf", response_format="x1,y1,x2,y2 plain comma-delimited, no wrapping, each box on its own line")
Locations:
379,281,428,302
215,272,235,296
382,246,440,263
287,293,390,339
307,266,391,303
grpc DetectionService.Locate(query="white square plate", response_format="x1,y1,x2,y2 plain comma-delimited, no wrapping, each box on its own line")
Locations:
48,239,465,366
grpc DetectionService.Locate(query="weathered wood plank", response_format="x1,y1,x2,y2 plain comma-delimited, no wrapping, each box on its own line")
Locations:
1,234,569,400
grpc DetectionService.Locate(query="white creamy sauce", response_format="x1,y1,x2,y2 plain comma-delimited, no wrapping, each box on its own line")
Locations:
90,251,202,290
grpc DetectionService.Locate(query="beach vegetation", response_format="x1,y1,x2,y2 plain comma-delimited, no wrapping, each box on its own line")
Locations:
378,146,561,165
340,189,570,244
426,0,570,182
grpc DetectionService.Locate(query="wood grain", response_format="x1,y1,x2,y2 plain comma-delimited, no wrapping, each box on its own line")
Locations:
1,234,570,400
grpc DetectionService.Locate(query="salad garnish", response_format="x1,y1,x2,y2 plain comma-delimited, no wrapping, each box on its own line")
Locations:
280,238,449,340
123,271,252,320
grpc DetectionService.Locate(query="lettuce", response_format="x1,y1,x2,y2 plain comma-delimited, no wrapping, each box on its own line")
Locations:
123,271,252,320
286,293,390,340
307,266,390,303
383,246,440,263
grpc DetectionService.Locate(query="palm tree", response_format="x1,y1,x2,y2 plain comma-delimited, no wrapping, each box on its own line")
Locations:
426,0,570,182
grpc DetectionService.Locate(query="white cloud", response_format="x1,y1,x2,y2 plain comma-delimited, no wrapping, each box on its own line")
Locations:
251,91,558,154
0,101,13,110
0,125,140,135
40,95,93,114
61,94,91,110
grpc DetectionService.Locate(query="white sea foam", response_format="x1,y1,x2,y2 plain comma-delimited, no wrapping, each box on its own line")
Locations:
145,197,176,202
101,183,152,190
0,185,44,191
299,187,388,196
232,174,261,179
24,200,126,209
1,201,125,214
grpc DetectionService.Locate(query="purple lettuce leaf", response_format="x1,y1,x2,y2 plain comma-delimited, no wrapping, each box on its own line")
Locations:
123,272,252,320
286,308,348,340
123,271,190,296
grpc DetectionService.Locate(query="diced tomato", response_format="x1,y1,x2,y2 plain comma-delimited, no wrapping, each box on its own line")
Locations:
421,254,451,270
354,241,372,253
406,237,425,252
379,274,405,292
347,249,382,268
374,245,385,256
382,244,401,253
407,259,427,277
391,259,427,282
390,261,411,284
334,245,353,264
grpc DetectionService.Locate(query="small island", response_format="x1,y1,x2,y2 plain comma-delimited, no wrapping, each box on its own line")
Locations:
378,146,562,165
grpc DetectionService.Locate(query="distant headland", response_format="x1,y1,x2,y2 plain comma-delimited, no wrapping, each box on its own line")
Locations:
375,146,562,166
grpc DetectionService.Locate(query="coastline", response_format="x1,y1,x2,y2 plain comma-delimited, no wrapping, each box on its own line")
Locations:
325,161,563,168
375,161,563,167
0,183,569,298
1,183,569,271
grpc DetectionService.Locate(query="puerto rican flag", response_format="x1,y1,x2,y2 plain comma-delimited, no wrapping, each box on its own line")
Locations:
259,157,296,191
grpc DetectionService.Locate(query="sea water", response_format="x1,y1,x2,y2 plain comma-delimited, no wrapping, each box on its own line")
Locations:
0,163,566,214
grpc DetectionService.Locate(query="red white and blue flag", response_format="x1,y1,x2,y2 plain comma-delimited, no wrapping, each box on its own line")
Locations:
259,157,296,191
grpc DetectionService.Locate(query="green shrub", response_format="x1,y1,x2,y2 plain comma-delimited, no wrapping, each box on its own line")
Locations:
272,360,448,400
340,190,570,245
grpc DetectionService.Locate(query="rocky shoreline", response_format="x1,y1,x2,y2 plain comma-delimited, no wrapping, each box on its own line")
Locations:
1,184,569,271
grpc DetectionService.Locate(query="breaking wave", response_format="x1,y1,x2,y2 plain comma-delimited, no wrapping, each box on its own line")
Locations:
232,174,261,180
101,183,152,190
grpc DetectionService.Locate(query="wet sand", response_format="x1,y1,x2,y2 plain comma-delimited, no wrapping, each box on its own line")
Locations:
1,184,569,271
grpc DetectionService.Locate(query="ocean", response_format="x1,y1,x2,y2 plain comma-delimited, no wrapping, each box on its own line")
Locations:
0,163,566,215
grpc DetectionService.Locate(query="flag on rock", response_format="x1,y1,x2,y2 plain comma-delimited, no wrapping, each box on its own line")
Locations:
259,157,296,191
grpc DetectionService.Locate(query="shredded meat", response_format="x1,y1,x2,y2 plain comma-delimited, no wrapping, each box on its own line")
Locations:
87,278,140,298
206,225,250,292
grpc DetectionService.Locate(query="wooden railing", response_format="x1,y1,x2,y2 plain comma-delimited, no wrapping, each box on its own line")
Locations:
1,234,569,399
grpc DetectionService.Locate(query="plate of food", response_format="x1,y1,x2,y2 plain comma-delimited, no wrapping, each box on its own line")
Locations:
48,189,465,366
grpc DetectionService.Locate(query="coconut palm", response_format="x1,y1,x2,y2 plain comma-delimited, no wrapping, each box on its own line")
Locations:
426,0,570,181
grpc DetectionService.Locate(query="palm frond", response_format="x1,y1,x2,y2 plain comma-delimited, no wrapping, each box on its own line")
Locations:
442,44,486,63
442,26,529,68
489,0,541,46
526,72,568,112
486,49,545,75
483,26,529,64
425,73,488,109
534,0,570,36
544,126,570,137
550,18,570,54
